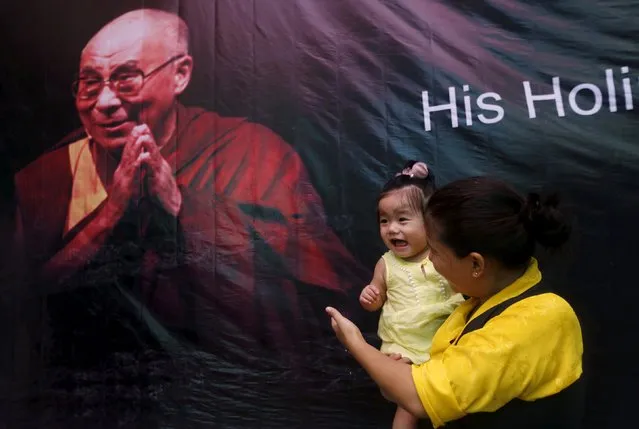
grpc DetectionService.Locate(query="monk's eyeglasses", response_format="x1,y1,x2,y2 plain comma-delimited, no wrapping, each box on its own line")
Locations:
72,54,186,102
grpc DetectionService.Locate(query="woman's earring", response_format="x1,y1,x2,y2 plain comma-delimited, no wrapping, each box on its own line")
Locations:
472,272,479,278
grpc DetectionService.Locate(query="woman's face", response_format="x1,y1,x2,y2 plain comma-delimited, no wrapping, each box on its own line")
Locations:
426,218,479,296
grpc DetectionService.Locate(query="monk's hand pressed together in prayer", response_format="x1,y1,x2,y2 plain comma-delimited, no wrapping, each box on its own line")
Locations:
107,124,182,220
134,124,182,216
106,125,144,217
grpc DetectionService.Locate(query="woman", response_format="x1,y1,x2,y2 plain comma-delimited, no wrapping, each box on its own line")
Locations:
327,177,584,428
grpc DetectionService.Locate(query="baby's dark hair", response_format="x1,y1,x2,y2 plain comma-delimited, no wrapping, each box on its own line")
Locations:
377,160,436,216
426,176,571,270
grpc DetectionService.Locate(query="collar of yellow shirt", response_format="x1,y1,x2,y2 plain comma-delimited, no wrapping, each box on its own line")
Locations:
450,257,541,343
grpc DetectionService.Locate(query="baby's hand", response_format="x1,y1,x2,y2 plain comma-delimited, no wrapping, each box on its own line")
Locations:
359,284,382,308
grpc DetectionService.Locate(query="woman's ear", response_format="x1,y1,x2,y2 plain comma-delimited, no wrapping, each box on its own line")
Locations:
469,252,485,278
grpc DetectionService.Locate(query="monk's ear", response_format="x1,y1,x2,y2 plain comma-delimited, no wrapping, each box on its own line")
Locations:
173,55,193,95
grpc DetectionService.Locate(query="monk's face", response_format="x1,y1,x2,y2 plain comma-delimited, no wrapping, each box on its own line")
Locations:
76,22,190,151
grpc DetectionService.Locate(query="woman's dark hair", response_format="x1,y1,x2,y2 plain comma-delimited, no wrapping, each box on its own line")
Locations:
376,160,436,216
425,176,571,269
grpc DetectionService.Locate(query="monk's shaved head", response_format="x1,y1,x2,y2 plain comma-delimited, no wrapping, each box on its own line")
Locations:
83,9,189,58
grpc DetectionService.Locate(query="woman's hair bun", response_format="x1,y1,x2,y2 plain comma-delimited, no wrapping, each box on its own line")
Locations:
521,192,571,249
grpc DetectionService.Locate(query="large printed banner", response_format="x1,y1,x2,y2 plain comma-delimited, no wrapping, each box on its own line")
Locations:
1,0,636,427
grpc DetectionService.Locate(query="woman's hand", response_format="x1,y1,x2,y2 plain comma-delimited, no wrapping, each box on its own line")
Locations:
326,307,365,349
387,353,412,364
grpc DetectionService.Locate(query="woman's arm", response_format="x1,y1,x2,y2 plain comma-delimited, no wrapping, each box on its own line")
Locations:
350,340,426,417
326,307,426,417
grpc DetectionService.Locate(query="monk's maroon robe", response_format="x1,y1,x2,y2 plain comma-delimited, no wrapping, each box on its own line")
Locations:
13,103,367,368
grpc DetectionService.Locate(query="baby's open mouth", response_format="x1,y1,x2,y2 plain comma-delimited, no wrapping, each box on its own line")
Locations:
391,239,408,247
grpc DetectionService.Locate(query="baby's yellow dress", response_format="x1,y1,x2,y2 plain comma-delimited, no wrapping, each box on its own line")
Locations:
378,251,465,364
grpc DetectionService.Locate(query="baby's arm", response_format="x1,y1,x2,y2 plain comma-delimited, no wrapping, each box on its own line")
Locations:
359,258,387,312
